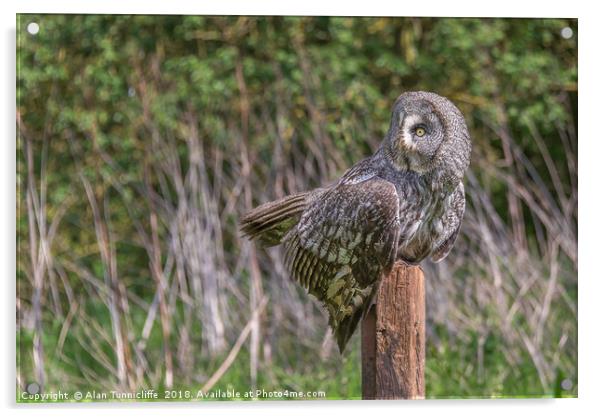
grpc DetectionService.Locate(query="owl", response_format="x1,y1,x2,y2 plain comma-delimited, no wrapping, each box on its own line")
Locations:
241,91,471,353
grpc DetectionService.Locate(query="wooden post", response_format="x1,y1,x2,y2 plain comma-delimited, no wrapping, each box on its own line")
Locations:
361,262,425,400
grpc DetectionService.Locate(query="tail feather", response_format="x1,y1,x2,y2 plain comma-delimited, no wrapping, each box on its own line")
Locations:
334,309,365,354
333,285,379,354
240,192,309,246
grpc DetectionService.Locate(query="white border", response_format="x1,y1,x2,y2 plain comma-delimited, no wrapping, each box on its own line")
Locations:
3,1,599,416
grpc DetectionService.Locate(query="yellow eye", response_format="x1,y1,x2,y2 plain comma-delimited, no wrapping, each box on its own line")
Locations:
415,127,426,137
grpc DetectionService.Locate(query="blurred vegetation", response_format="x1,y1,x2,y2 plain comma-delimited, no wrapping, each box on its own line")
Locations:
17,15,577,400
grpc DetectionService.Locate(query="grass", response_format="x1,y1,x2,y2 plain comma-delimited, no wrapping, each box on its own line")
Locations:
16,308,576,402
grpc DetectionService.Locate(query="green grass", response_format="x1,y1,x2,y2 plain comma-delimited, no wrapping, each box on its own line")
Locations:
17,312,576,402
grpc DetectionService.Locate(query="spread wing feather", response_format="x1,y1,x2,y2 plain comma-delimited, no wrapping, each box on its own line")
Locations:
283,177,400,352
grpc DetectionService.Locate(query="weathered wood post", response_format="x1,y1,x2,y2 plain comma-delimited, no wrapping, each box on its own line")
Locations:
361,262,425,399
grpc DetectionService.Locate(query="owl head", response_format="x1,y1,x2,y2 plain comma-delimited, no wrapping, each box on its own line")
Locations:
383,91,471,187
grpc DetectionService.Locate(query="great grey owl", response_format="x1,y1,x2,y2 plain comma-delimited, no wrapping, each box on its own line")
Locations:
241,91,471,353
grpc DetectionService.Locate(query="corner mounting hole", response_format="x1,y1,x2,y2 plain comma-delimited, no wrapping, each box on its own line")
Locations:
561,27,573,39
27,22,39,35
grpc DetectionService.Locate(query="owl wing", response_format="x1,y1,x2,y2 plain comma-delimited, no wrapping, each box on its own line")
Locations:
431,182,465,262
283,176,400,352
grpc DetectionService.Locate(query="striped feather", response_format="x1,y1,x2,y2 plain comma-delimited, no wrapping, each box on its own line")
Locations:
240,192,309,246
282,177,401,353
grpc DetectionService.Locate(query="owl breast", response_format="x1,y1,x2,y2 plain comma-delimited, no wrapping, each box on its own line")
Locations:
393,184,450,263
